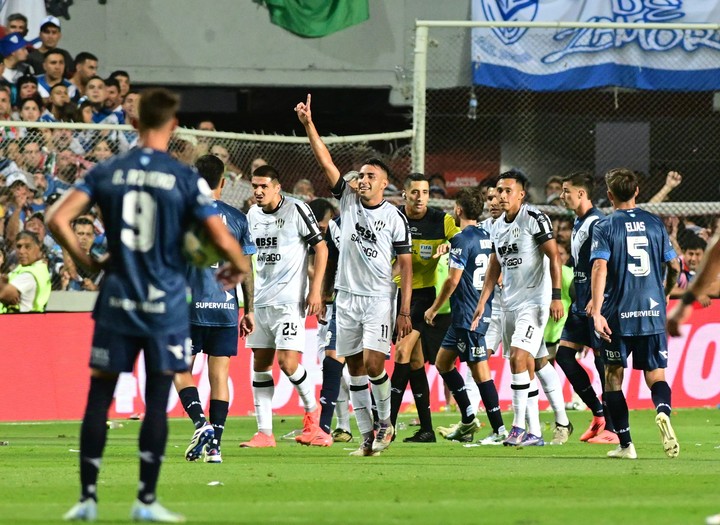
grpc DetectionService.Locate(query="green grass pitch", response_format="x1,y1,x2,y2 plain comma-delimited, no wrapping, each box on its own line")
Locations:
1,408,718,524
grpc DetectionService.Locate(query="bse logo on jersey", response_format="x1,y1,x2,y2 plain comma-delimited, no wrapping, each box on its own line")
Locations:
352,222,378,243
255,236,278,248
498,243,518,257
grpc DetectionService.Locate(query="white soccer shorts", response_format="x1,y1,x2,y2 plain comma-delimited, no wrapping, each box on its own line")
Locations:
486,312,503,357
335,290,395,357
246,303,306,351
502,305,550,358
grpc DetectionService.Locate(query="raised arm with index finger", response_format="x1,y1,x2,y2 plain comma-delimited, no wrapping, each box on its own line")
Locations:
295,94,341,188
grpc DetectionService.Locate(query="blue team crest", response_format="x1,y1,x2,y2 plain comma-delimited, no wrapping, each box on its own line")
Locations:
481,0,539,45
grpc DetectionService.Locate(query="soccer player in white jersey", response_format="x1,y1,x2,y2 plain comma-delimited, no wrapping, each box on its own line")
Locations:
240,164,328,448
472,170,565,447
296,94,413,456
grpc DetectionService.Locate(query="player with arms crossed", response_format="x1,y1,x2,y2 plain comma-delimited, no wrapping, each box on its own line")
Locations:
240,164,328,448
557,172,618,444
49,88,249,522
296,94,413,456
391,173,460,443
425,188,506,442
589,168,680,459
471,170,566,447
175,154,256,464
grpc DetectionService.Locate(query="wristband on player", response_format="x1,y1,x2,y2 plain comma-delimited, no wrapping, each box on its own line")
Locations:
399,312,411,317
680,291,697,306
551,288,562,301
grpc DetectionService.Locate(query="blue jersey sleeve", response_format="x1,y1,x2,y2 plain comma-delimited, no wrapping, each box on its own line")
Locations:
74,164,105,201
186,171,218,222
238,214,256,255
590,219,611,262
660,226,677,263
448,234,469,270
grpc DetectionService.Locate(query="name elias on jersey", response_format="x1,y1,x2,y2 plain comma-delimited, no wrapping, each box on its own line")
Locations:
625,221,646,233
112,169,176,190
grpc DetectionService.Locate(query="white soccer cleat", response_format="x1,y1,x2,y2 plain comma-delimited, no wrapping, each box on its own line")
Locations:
371,422,395,453
706,513,720,525
130,500,186,523
63,499,97,521
478,429,509,445
184,423,215,461
655,412,679,458
607,443,637,460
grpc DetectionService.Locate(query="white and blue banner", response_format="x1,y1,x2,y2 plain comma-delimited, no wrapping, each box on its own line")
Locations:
471,1,720,91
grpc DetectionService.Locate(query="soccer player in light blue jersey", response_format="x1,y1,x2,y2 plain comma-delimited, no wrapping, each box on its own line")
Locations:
425,188,506,443
48,88,250,522
589,168,680,460
175,154,256,464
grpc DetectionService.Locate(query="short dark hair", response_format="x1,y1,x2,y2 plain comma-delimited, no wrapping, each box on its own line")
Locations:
195,154,225,190
252,164,280,182
86,75,104,85
562,171,595,196
43,49,65,62
137,88,180,132
455,187,483,220
403,172,428,188
110,70,130,80
680,232,707,252
545,175,563,188
479,177,498,189
308,198,335,222
605,168,638,203
18,96,42,112
498,168,529,190
74,51,98,64
72,217,94,230
17,230,41,246
49,82,68,95
16,75,38,89
361,157,392,181
7,13,28,24
104,77,120,90
428,173,446,185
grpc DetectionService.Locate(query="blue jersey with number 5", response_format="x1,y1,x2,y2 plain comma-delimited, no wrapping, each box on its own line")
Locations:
590,208,676,336
76,148,218,335
448,225,494,332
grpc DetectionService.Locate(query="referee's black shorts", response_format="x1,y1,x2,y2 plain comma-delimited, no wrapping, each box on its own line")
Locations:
395,286,448,364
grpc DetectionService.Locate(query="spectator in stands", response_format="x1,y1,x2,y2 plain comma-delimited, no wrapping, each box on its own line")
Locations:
0,230,51,313
103,77,125,124
88,138,116,163
36,49,76,100
545,175,563,203
250,156,268,174
670,233,718,301
70,52,98,102
170,130,198,166
52,148,79,193
292,178,316,201
24,211,62,272
49,127,85,156
40,83,73,122
3,172,35,247
64,216,102,291
6,13,28,37
429,185,446,199
553,216,573,245
85,76,116,124
649,171,682,204
2,138,22,165
0,33,33,83
195,120,216,156
19,135,45,173
209,143,241,177
428,173,447,193
0,88,19,139
122,90,139,122
109,70,130,98
15,75,38,107
30,172,47,211
198,120,216,132
26,16,74,77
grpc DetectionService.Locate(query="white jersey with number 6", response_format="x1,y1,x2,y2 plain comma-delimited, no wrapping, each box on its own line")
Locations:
490,204,553,312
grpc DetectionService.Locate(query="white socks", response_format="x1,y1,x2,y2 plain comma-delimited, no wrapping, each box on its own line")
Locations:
252,371,274,434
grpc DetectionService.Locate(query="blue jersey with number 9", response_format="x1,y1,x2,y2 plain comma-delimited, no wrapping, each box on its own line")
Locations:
76,148,218,335
590,208,676,336
448,225,494,332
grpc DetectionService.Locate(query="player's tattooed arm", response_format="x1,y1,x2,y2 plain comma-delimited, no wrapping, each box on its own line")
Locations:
664,258,680,301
